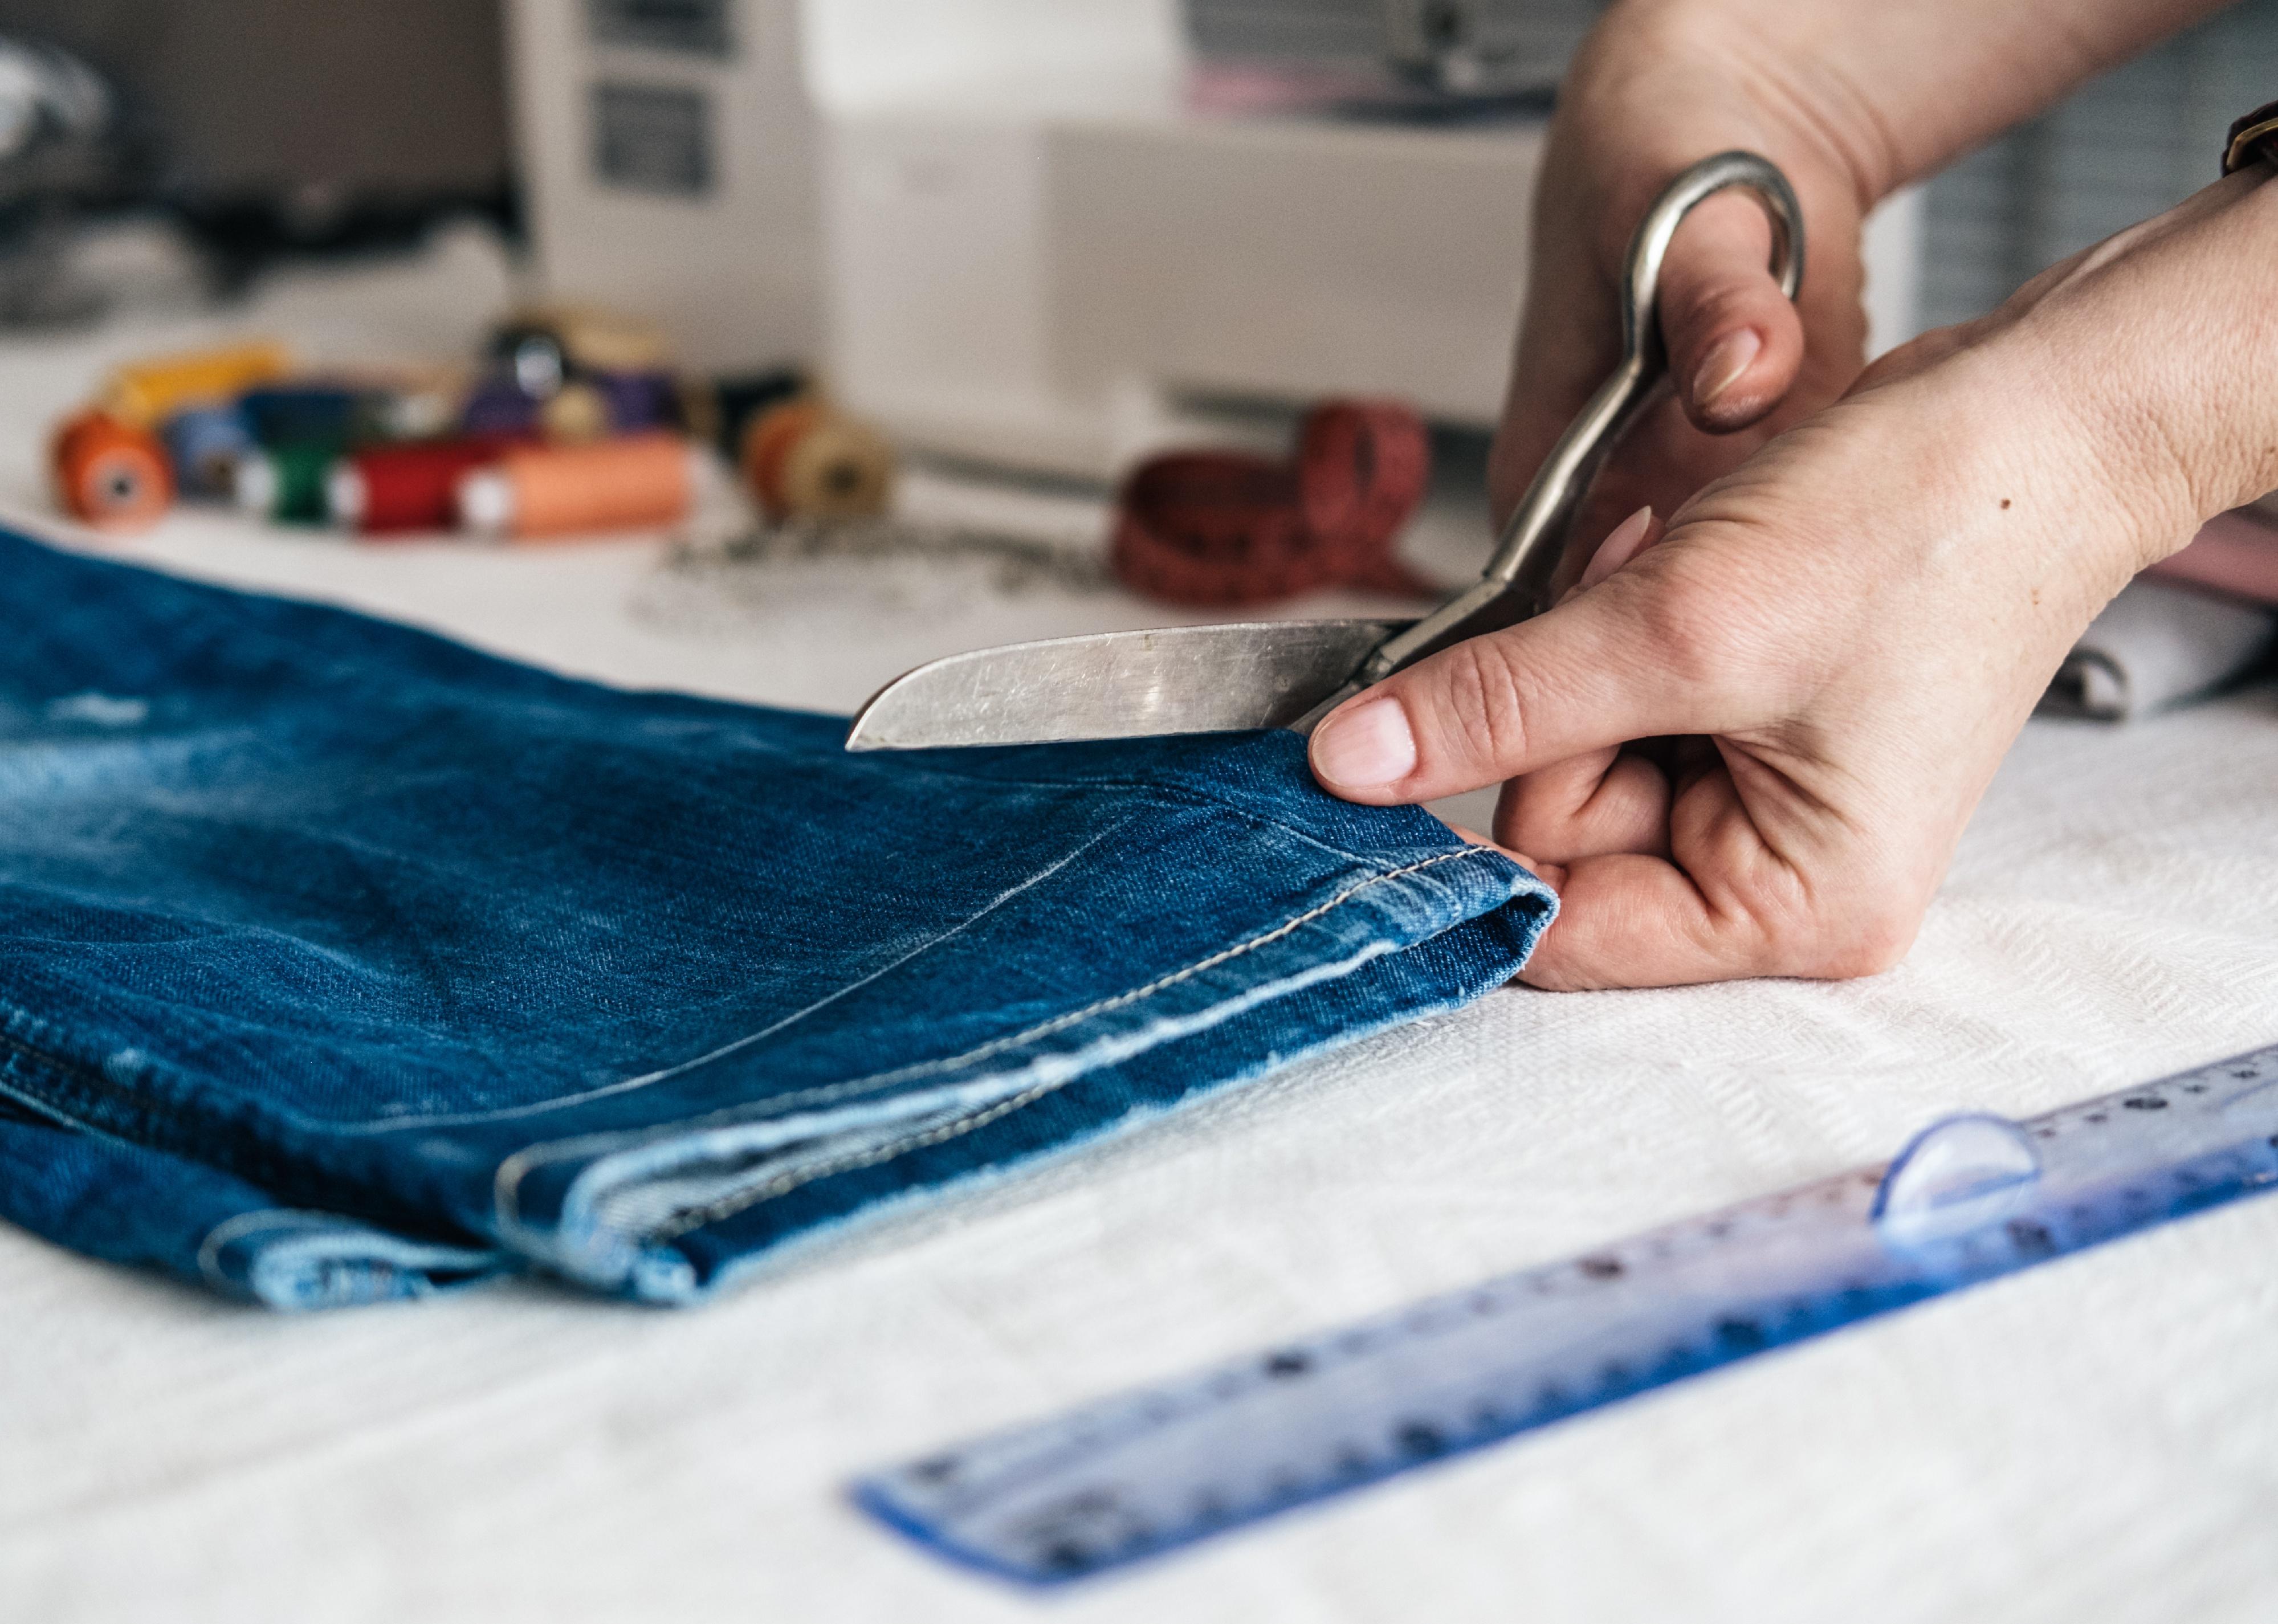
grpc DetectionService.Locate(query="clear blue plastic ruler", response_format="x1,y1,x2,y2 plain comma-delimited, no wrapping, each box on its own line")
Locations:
854,1040,2278,1585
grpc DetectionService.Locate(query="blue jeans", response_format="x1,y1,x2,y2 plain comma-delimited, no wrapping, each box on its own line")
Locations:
0,531,1553,1307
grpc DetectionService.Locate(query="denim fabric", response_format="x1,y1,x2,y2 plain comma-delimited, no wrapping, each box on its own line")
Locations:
0,529,1554,1308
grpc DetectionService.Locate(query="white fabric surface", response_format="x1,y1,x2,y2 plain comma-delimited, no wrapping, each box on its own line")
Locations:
4,233,2278,1624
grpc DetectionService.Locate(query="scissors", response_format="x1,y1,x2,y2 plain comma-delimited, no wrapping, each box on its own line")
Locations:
844,151,1803,752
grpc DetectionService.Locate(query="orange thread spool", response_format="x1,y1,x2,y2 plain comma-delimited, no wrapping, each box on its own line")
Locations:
454,432,695,540
739,399,894,522
51,410,174,532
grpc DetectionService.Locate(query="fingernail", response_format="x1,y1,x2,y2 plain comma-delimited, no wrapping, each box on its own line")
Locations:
1310,697,1416,790
1576,504,1655,594
1692,328,1762,411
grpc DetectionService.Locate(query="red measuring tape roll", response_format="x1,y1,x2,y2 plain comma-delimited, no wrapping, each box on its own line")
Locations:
1112,398,1434,607
1111,453,1314,606
51,410,174,532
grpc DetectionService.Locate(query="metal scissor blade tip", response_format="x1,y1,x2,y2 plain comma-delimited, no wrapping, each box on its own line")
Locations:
842,620,1408,750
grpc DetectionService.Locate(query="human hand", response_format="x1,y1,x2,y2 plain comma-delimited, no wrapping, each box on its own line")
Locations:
1495,0,2243,584
1492,1,1881,558
1312,166,2278,989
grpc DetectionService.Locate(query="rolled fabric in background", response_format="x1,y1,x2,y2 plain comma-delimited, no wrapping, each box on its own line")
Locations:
2045,576,2276,721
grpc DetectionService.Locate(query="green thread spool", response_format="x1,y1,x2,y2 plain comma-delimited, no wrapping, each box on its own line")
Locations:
232,443,341,527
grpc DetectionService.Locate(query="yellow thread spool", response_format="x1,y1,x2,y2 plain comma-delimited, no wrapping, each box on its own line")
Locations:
102,340,292,427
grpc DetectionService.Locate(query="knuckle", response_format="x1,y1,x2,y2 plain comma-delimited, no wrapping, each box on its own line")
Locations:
1810,903,1919,979
1756,876,1921,981
1428,635,1534,773
1624,564,1743,696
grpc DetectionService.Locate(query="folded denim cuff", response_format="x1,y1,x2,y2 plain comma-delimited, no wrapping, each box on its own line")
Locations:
494,842,1547,1301
0,1110,502,1309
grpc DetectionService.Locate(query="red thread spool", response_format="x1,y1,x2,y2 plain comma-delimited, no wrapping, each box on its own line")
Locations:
51,410,174,532
1111,398,1434,606
331,437,517,536
455,432,697,540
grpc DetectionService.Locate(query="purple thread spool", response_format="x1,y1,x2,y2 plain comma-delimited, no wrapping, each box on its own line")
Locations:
593,369,680,434
459,374,541,438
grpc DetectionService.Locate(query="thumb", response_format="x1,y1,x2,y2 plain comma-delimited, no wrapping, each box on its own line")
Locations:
1657,189,1807,434
1309,564,1730,804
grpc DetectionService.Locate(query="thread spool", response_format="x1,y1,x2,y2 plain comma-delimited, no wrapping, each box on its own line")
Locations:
488,304,673,384
539,382,610,443
454,432,697,540
593,369,681,434
161,404,255,499
532,370,684,443
704,367,806,456
461,374,543,439
233,443,337,526
740,399,895,522
1111,398,1434,607
103,340,291,427
329,438,511,536
51,410,173,531
237,383,414,453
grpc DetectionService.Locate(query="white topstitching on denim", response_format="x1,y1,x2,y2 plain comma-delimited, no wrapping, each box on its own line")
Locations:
492,847,1485,1246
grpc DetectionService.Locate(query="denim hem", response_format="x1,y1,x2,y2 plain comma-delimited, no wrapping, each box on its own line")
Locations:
489,846,1547,1300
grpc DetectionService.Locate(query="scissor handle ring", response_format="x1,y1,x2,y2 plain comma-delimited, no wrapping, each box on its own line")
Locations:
1313,150,1808,713
1617,150,1806,369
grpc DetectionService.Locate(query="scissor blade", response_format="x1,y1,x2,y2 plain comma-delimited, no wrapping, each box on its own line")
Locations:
843,619,1406,750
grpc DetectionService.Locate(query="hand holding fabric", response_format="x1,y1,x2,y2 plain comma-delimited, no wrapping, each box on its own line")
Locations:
1314,163,2278,989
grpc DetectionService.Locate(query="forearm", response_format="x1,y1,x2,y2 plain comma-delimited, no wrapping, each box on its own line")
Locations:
1589,0,2240,203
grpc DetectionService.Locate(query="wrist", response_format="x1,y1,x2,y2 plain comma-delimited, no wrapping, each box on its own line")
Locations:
1889,336,2180,619
1584,0,2239,210
1556,0,1888,220
1998,168,2278,565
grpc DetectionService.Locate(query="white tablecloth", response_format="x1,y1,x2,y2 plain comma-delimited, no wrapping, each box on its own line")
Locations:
3,234,2277,1624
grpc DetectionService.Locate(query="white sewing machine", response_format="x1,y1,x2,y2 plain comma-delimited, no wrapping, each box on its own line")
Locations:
507,0,1921,479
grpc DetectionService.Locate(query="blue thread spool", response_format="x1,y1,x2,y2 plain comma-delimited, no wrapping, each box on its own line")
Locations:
161,405,255,499
238,385,366,450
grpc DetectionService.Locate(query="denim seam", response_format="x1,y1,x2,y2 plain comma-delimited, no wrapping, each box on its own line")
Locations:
500,846,1495,1247
642,1077,1062,1243
836,770,1403,870
194,1207,347,1292
0,1070,103,1137
0,1023,149,1139
0,996,498,1244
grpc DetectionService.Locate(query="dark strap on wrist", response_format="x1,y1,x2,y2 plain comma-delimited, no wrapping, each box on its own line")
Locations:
2224,99,2278,176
